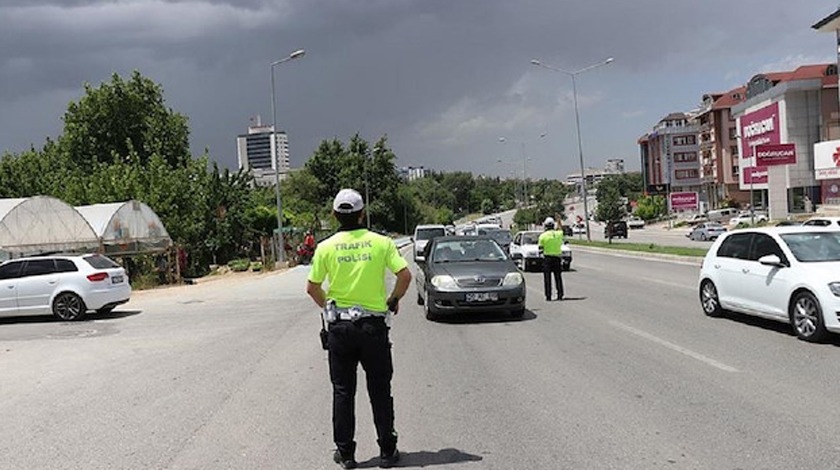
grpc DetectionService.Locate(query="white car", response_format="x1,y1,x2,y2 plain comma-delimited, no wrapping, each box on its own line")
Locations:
626,216,645,229
0,254,131,321
571,223,586,235
509,230,572,272
698,226,840,342
729,212,768,227
802,216,840,228
413,224,446,262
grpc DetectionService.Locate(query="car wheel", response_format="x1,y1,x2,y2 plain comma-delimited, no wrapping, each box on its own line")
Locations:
510,308,525,318
699,280,724,317
96,306,115,315
53,292,87,321
424,288,437,321
790,291,829,342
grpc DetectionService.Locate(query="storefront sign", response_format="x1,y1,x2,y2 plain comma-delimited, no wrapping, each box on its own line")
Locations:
669,191,698,210
739,103,780,158
743,166,768,184
755,143,796,166
814,139,840,180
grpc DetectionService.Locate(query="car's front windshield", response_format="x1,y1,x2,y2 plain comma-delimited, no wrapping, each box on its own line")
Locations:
416,228,445,241
490,230,512,243
520,233,539,245
433,239,506,262
780,232,840,262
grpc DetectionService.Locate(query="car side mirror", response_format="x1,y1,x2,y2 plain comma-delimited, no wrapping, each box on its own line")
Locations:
410,237,414,243
758,254,786,267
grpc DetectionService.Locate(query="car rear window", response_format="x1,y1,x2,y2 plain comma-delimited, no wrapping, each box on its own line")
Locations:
55,259,78,273
416,228,446,240
83,255,121,269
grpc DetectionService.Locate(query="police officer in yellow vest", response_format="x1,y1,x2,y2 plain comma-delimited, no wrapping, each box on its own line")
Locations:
538,217,565,301
306,188,411,469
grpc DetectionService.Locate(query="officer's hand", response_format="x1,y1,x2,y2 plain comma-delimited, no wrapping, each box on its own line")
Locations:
387,297,400,315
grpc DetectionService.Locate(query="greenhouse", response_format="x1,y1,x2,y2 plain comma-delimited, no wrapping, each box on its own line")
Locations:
75,201,172,256
0,196,100,259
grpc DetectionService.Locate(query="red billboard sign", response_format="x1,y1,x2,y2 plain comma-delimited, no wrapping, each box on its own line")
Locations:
739,102,780,158
669,191,698,211
755,143,796,166
743,166,768,184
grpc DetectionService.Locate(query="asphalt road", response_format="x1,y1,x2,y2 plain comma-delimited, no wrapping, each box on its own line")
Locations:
3,249,840,469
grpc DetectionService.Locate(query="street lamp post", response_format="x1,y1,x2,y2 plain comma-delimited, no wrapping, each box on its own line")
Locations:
270,48,305,263
364,145,383,229
531,57,613,241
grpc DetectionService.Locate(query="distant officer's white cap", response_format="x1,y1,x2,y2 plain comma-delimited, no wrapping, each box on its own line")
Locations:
543,217,556,226
333,188,365,213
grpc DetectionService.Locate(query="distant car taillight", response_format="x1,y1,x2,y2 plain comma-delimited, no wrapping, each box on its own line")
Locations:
87,272,109,282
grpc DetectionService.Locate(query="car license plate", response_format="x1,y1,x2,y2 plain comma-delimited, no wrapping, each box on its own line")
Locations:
465,292,498,302
111,275,124,284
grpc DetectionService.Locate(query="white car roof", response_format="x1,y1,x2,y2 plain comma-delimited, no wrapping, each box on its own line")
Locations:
415,224,445,229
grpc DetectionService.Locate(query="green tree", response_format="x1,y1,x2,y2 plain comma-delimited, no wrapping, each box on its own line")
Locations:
634,195,666,221
59,71,190,168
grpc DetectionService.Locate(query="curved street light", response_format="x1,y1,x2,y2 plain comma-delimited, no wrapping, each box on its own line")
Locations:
531,57,613,241
270,49,305,263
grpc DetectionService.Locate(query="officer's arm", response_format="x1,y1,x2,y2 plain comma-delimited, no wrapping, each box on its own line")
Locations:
387,268,412,314
307,281,326,308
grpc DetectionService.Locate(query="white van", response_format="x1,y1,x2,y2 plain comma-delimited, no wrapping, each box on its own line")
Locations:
413,224,446,262
706,208,737,222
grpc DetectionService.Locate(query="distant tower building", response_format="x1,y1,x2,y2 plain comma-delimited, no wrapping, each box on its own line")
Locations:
236,116,290,187
398,166,428,181
605,159,625,174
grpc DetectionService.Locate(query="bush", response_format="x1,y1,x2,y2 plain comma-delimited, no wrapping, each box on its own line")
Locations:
250,262,263,272
228,258,250,272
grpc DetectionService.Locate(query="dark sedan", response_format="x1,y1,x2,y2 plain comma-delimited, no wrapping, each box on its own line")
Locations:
416,236,526,320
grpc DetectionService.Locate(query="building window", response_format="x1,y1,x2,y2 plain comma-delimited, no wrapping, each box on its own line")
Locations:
732,165,739,176
675,169,699,180
674,152,697,163
728,127,737,139
673,135,697,146
730,145,738,158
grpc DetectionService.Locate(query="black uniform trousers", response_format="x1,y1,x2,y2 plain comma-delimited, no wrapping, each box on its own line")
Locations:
543,255,564,300
328,317,397,457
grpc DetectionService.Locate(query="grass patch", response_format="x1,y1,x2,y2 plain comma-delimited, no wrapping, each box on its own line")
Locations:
567,239,708,257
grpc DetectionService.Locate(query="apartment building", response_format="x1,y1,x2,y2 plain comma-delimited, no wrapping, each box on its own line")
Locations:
638,112,701,197
695,87,748,208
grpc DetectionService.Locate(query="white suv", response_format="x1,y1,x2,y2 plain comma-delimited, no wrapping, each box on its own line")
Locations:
413,225,446,262
0,254,131,321
509,230,572,272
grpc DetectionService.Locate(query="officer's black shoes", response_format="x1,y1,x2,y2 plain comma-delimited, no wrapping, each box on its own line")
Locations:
333,450,357,469
379,448,400,468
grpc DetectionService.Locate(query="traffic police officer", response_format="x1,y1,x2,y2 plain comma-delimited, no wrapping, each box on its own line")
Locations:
538,217,565,301
306,188,412,469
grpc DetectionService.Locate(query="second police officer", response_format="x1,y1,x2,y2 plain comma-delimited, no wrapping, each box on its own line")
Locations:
538,216,565,301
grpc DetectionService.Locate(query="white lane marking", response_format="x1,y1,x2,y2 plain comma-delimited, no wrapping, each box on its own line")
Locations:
609,320,739,373
579,265,694,291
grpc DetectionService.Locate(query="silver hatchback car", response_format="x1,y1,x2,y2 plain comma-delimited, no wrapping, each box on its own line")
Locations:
0,254,131,321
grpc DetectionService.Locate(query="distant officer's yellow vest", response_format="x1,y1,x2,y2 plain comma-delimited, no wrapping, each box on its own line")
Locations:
308,229,408,312
538,230,564,256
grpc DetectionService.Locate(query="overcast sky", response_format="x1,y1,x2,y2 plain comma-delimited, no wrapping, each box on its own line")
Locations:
1,0,839,180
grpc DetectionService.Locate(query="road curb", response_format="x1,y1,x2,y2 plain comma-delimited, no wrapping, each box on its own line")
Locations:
571,245,703,266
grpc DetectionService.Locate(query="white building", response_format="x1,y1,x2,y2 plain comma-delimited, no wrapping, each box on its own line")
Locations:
236,116,290,187
399,166,427,181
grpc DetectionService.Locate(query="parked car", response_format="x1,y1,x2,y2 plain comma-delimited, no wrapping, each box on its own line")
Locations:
413,224,446,262
801,216,840,228
687,213,709,224
729,212,768,227
698,226,840,342
604,221,628,239
0,254,131,321
687,222,727,241
571,223,586,235
509,230,572,272
626,216,645,229
416,236,525,320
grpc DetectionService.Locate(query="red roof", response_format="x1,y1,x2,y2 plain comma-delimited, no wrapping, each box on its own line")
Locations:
711,86,747,110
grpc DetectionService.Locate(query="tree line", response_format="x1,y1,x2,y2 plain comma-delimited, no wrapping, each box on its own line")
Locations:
0,71,576,278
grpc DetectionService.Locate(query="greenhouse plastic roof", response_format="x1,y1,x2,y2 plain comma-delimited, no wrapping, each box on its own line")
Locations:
76,201,171,247
0,196,99,254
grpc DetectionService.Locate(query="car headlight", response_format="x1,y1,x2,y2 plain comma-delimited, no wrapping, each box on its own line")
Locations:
829,282,840,297
431,275,458,289
503,272,524,286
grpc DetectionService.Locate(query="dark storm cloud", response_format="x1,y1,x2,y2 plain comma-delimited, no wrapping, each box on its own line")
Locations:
1,0,838,177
